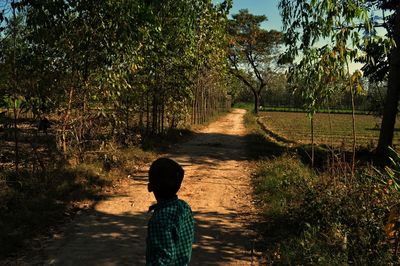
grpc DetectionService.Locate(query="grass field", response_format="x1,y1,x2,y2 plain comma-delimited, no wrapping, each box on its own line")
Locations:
258,111,400,149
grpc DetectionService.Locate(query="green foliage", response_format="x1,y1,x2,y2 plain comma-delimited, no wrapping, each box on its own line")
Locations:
258,106,369,114
291,176,396,265
360,0,398,82
0,0,233,156
254,155,399,264
372,147,400,192
279,0,389,171
278,0,388,113
233,102,254,110
254,155,314,217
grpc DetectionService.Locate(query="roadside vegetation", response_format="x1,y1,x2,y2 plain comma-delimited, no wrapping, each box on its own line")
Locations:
243,107,400,264
0,143,157,257
0,0,233,259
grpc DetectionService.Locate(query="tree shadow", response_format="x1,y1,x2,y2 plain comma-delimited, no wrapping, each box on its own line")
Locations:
35,206,260,265
0,165,111,259
192,211,258,265
165,131,287,166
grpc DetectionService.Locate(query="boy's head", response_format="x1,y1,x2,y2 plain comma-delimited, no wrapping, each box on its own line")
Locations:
148,157,184,199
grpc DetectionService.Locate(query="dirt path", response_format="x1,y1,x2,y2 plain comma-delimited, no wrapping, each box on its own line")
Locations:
30,109,262,265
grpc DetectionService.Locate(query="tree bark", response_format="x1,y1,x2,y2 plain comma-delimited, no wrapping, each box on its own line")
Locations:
146,90,150,133
139,91,144,130
350,84,357,176
13,99,19,172
152,93,157,134
62,87,74,154
12,1,19,172
253,90,259,114
376,7,400,159
311,115,314,168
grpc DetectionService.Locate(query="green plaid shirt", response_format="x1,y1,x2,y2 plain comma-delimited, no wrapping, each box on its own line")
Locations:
146,196,194,266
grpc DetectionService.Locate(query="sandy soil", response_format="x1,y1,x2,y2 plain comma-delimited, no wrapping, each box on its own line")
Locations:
25,108,262,265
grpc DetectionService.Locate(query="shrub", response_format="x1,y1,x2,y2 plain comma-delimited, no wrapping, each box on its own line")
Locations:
287,175,397,265
254,156,400,265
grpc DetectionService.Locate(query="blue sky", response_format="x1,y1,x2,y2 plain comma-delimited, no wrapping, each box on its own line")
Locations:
213,0,282,31
228,0,282,31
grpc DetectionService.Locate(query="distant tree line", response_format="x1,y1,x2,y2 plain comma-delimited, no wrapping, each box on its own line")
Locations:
234,74,387,113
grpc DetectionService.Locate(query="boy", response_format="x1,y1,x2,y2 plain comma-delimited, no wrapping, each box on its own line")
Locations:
146,157,194,266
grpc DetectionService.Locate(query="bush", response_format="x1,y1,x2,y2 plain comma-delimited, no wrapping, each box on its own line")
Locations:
286,175,397,265
254,156,400,265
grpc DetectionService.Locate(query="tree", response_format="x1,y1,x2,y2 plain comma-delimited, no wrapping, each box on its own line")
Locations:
191,0,232,125
288,47,338,166
0,0,233,164
281,0,399,161
279,0,382,173
228,9,282,114
360,0,400,159
0,0,28,171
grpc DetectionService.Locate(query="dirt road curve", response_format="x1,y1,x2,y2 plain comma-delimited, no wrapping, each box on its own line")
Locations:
30,108,262,265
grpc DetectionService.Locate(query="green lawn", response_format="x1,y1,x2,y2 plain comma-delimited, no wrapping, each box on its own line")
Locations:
258,111,400,149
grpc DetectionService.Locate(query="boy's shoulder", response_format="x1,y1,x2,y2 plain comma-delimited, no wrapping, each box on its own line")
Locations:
153,198,191,212
151,198,192,221
177,198,192,210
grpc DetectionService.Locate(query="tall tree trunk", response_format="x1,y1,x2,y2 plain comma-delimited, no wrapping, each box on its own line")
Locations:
13,99,19,172
201,88,205,123
125,96,129,134
161,92,165,134
139,91,144,130
146,90,150,133
253,90,259,114
192,90,196,124
152,93,157,134
311,115,314,168
346,59,357,176
62,87,74,154
377,8,400,160
350,85,357,176
11,0,19,172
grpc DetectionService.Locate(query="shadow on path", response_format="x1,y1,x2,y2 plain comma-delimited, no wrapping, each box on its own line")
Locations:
43,207,257,265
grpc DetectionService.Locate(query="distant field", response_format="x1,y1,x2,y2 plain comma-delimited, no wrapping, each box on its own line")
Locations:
258,111,400,149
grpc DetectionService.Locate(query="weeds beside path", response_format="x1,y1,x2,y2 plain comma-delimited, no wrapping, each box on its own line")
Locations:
17,109,262,265
246,109,400,264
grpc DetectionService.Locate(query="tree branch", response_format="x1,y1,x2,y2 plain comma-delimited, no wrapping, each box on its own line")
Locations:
246,51,265,86
228,55,256,92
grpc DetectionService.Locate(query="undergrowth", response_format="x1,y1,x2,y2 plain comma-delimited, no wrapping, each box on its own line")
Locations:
0,166,109,257
0,142,157,258
242,107,400,265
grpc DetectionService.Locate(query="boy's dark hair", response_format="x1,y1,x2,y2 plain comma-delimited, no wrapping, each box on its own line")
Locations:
149,158,184,198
